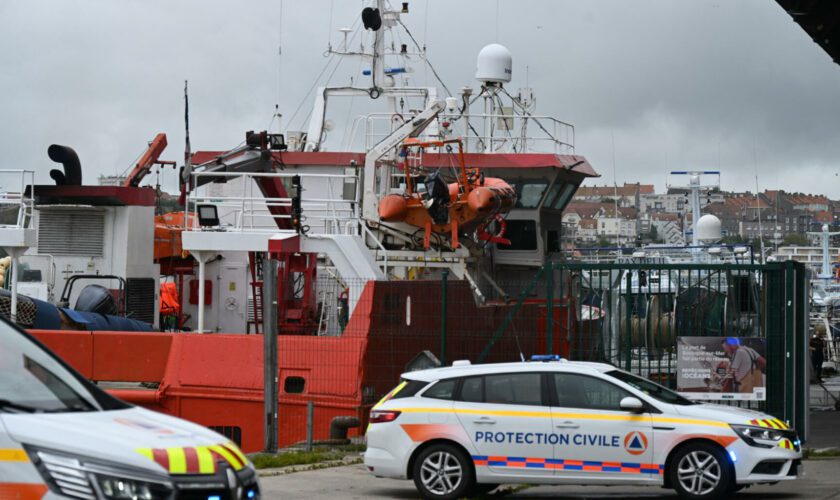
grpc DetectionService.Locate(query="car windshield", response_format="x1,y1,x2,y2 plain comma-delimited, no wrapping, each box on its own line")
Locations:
0,319,126,413
605,369,695,406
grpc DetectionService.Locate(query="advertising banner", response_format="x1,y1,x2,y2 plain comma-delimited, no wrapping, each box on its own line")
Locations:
676,336,766,401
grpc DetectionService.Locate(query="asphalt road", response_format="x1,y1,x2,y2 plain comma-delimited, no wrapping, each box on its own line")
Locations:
260,459,840,499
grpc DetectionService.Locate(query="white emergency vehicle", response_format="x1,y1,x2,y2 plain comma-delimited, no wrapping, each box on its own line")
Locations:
365,356,801,500
0,318,261,499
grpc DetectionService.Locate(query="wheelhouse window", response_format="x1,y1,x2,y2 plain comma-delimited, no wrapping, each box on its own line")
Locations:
515,179,549,209
498,220,537,251
552,183,577,210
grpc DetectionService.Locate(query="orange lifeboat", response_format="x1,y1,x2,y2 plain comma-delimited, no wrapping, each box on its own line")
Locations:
378,138,516,249
154,211,195,261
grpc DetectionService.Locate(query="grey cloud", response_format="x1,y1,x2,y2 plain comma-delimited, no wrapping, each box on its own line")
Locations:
1,0,838,197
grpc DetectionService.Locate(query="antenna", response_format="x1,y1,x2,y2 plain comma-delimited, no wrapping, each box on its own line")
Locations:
277,0,285,109
184,80,190,167
495,0,500,42
753,137,765,262
180,80,192,201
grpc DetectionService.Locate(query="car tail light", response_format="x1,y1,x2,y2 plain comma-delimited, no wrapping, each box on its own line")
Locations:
370,410,401,423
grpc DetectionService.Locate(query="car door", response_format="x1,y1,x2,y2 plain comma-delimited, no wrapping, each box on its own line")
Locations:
550,372,657,481
454,372,554,478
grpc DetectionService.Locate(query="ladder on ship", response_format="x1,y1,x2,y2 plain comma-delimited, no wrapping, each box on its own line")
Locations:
317,290,334,336
248,252,264,334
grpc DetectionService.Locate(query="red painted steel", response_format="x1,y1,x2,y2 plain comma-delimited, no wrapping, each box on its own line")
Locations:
30,281,594,453
189,150,598,176
26,185,157,206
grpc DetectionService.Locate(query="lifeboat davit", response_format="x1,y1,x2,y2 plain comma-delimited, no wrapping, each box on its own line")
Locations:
377,138,516,249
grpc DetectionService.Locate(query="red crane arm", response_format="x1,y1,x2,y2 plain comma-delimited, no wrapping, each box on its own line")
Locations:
123,133,169,187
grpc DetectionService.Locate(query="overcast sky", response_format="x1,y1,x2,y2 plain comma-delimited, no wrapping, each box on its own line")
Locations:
2,0,839,197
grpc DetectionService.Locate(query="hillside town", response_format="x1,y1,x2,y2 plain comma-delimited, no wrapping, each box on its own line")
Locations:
563,182,839,250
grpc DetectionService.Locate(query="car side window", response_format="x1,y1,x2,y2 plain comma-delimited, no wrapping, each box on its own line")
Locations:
553,373,631,411
459,376,483,403
484,373,542,406
422,379,457,400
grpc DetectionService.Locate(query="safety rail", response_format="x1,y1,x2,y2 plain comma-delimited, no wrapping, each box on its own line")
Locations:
561,245,758,265
0,170,35,229
347,113,575,155
185,171,361,234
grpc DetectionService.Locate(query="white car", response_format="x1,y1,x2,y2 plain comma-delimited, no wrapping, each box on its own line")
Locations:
364,357,801,500
0,317,260,499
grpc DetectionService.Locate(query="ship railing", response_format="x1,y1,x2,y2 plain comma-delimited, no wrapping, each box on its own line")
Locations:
0,170,35,229
185,171,361,234
353,113,575,155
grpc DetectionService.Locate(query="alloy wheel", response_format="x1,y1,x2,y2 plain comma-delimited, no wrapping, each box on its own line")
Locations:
419,451,463,496
677,450,722,496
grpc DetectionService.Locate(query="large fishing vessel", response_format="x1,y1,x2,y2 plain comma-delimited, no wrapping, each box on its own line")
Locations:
0,1,600,452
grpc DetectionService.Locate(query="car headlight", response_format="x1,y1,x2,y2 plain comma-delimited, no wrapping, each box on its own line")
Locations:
25,446,173,500
730,424,785,448
96,475,162,500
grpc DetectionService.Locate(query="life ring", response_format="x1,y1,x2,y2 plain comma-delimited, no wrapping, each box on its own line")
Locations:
476,213,510,245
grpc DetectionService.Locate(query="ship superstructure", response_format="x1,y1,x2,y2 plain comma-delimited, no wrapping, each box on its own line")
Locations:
3,0,601,452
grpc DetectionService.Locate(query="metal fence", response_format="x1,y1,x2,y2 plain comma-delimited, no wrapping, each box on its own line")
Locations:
27,259,810,452
342,260,811,439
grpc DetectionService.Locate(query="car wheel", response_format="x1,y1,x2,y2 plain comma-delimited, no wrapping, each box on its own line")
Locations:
669,443,734,500
412,444,474,500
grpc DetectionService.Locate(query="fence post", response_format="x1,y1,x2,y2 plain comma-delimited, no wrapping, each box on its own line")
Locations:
784,261,795,425
263,258,279,453
624,271,633,372
440,269,448,366
546,263,554,355
306,400,314,452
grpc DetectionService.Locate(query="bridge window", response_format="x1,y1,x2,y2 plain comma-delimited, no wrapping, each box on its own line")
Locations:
515,179,549,209
498,220,537,251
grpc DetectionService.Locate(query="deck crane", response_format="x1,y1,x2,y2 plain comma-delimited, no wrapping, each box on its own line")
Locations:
123,133,176,188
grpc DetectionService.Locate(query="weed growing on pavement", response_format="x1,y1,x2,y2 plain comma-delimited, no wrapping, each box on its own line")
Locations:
250,450,347,469
803,447,840,459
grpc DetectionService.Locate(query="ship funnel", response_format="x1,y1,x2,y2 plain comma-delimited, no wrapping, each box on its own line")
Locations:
47,144,82,186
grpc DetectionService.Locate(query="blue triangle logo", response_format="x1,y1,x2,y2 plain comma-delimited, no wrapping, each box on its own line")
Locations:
629,436,643,449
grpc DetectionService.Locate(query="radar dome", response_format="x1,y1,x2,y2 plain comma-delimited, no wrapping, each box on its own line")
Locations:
823,224,829,232
695,214,722,242
475,44,512,85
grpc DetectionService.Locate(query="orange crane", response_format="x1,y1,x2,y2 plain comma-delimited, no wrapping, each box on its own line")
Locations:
123,133,175,187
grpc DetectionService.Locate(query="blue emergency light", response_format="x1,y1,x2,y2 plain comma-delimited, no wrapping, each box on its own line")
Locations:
530,354,564,362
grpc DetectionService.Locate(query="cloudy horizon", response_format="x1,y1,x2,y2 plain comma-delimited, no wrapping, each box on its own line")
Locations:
1,0,838,198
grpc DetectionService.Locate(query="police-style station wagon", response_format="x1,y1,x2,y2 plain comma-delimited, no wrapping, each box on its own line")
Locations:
364,357,801,500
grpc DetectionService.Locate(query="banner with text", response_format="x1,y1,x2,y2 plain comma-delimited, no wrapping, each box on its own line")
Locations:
676,336,766,401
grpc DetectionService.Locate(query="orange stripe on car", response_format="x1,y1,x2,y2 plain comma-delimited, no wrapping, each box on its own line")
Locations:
0,484,49,500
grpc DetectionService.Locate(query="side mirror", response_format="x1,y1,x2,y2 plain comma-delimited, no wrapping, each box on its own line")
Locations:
620,396,645,413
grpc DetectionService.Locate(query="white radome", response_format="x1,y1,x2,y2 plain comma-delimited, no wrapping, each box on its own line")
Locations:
475,43,512,84
695,214,722,242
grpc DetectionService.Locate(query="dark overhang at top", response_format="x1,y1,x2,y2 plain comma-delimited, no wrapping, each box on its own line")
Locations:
776,0,840,65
